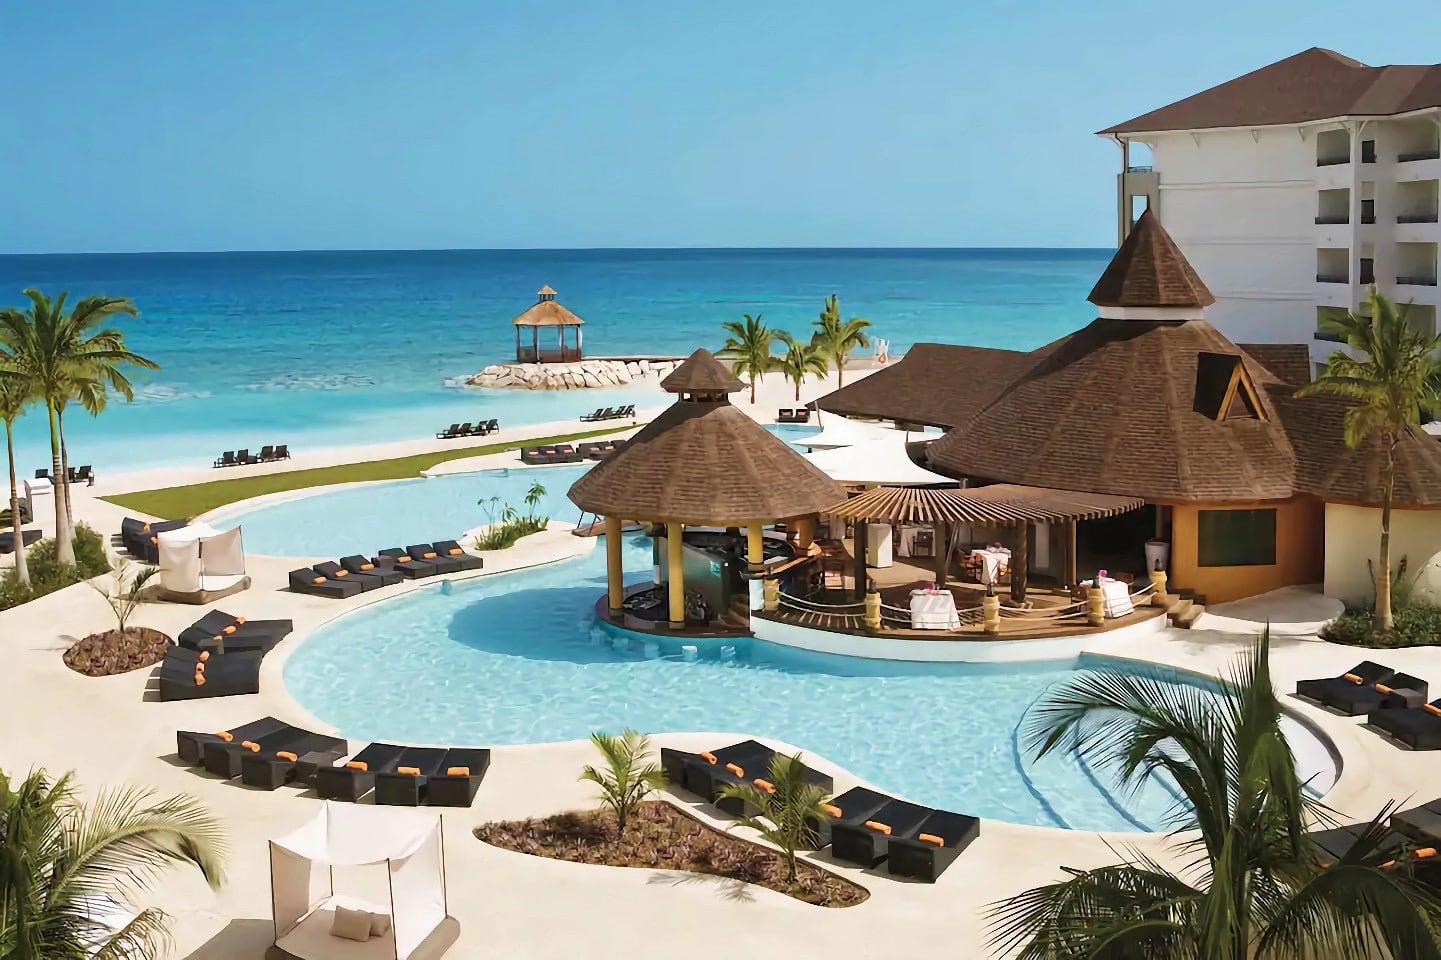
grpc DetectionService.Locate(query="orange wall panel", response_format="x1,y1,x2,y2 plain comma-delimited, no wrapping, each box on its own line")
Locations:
1168,498,1324,603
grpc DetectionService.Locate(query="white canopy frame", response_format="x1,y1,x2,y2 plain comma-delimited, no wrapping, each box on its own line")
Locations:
157,523,251,603
803,435,953,486
798,415,900,450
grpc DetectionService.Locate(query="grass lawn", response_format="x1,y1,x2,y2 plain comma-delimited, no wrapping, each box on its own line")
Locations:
100,425,633,520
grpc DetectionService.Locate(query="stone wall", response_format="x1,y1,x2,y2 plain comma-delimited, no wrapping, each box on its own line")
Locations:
467,357,682,390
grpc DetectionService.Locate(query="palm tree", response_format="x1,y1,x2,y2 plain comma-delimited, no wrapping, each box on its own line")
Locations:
578,730,667,835
0,291,157,565
772,332,830,402
1297,289,1441,633
715,752,832,884
0,374,34,587
810,294,871,387
989,630,1441,959
0,768,227,960
717,314,774,404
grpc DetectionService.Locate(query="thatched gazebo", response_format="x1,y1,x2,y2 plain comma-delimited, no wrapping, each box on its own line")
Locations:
568,348,845,629
513,285,584,363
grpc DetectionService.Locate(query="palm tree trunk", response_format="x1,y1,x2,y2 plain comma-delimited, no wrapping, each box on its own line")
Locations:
750,376,756,405
6,419,29,586
1378,438,1397,632
46,402,74,566
58,405,74,542
835,353,844,388
794,377,801,402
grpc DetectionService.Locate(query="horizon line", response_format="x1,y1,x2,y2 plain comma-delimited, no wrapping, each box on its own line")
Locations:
0,243,1116,258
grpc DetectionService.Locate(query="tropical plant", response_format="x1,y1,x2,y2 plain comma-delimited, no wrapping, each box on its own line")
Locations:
87,561,160,637
988,629,1441,959
715,751,832,883
0,767,227,960
472,481,550,550
0,290,157,565
1297,289,1441,634
809,294,870,387
578,730,667,835
772,332,830,402
717,313,774,404
0,373,34,587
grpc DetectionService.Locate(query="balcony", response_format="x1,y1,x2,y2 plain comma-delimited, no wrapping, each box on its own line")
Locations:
1399,213,1441,224
1315,215,1349,224
1125,164,1153,173
1316,273,1349,283
1317,156,1350,167
1397,275,1439,286
1400,149,1441,163
1312,329,1346,343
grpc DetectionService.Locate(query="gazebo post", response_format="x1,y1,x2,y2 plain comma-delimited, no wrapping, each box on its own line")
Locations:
666,522,686,628
532,326,539,363
748,523,766,571
576,324,583,357
1011,522,1030,604
796,517,815,549
934,520,949,587
515,326,521,362
605,516,624,614
1067,520,1078,588
853,520,869,599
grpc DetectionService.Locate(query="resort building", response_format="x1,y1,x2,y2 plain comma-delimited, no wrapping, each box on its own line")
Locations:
512,285,584,363
820,209,1441,606
1099,48,1441,366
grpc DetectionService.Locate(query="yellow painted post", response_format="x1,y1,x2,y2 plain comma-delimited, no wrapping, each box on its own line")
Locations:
1087,586,1106,626
982,591,1001,634
763,578,779,612
797,517,815,549
605,516,624,614
1149,567,1169,607
864,583,881,629
748,524,766,571
667,522,685,628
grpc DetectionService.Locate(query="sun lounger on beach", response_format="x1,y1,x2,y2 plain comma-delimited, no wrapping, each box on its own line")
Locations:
214,450,237,468
177,716,289,766
793,407,810,423
375,747,450,806
1392,799,1441,844
339,555,404,586
316,742,409,802
1369,698,1441,749
0,530,40,554
579,407,607,422
313,560,388,592
288,567,364,599
777,408,796,423
1296,662,1427,715
675,740,834,816
176,613,293,654
425,748,492,807
376,548,440,577
1311,821,1412,863
241,731,350,790
406,544,461,574
885,809,980,881
520,445,554,465
257,445,275,462
485,418,499,432
436,423,463,439
236,448,256,465
551,444,583,464
830,797,934,868
807,786,893,848
120,517,186,561
203,723,338,779
432,539,483,571
274,444,290,460
0,499,31,527
158,645,262,701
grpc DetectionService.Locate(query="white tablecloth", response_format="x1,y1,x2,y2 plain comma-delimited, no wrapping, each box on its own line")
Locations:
1081,578,1134,618
971,548,1011,585
910,590,960,630
896,525,927,558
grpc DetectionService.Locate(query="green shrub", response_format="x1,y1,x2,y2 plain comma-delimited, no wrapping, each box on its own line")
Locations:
472,481,549,551
0,524,113,612
1323,601,1441,648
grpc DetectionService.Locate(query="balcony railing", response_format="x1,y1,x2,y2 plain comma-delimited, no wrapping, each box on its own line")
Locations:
1125,164,1153,173
1399,213,1441,224
1399,149,1441,162
1317,156,1351,167
1316,273,1349,283
1313,329,1346,343
1397,275,1440,286
1315,215,1349,224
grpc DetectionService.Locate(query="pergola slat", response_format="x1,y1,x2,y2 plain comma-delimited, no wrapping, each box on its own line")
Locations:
824,483,1143,525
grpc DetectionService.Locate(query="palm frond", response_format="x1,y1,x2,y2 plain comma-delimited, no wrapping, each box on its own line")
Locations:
88,906,172,960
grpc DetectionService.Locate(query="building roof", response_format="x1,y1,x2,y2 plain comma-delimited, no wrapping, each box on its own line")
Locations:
824,483,1143,526
659,348,743,394
567,372,845,525
1088,209,1216,309
1235,343,1313,388
1275,395,1441,507
1100,48,1441,135
512,292,584,327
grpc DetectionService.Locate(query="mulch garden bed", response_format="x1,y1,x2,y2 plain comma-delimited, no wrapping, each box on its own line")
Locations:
63,627,173,677
474,800,867,907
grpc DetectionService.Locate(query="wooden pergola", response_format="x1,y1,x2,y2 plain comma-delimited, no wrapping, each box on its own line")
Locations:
824,483,1144,602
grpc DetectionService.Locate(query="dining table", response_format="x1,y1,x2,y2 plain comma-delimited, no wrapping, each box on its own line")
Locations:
969,547,1011,585
909,588,961,630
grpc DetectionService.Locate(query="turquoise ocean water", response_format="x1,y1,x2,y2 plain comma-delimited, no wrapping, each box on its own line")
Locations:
0,248,1109,474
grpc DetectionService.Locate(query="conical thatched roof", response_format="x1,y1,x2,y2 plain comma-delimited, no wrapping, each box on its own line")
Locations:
568,383,845,525
1089,209,1215,310
513,287,584,326
661,348,743,394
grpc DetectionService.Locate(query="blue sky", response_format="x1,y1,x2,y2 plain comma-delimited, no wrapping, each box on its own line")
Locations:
2,0,1438,253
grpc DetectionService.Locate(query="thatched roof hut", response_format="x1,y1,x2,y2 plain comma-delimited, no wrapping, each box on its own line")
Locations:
513,286,584,362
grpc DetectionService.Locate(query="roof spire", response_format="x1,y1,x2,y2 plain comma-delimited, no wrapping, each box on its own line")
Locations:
660,348,744,398
537,285,557,301
1088,208,1215,313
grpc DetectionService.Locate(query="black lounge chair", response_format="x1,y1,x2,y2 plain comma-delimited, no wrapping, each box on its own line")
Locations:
121,517,187,562
316,742,409,801
473,420,495,436
33,468,49,480
375,747,450,806
241,732,350,790
793,407,811,423
1311,821,1410,862
437,423,462,439
177,716,289,766
579,408,606,422
339,555,404,586
810,786,893,848
257,445,275,462
1393,799,1441,844
214,450,237,468
236,448,254,465
1295,661,1417,715
274,444,290,460
777,408,795,423
0,499,31,527
406,544,461,574
426,748,492,807
202,723,311,778
176,613,293,654
830,797,934,868
433,540,483,571
158,647,262,701
377,548,440,577
1369,698,1441,750
679,740,835,815
0,529,41,555
313,560,387,592
885,809,980,882
288,568,363,598
520,446,552,465
552,444,583,464
485,418,499,433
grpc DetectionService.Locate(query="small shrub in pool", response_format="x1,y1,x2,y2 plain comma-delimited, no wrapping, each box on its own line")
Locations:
472,481,549,551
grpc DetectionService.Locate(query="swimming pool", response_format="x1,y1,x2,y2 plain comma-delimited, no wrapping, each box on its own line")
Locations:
285,534,1338,832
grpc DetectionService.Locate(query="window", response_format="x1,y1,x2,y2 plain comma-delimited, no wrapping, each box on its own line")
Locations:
1362,139,1377,163
1197,509,1277,567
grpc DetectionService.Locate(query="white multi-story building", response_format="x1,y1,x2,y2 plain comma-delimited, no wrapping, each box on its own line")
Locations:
1100,47,1441,367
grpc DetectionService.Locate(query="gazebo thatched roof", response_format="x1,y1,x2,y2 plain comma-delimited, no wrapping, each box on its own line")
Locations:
568,349,844,524
513,286,585,327
825,484,1143,525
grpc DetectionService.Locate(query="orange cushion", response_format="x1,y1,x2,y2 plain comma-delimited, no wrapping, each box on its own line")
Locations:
1344,673,1364,684
917,833,944,847
276,751,299,762
194,673,207,687
864,820,892,836
1418,847,1438,859
334,569,349,578
150,536,158,545
449,548,463,556
754,778,776,794
1425,704,1441,717
311,576,326,585
396,556,412,563
198,651,210,663
212,634,224,642
1375,683,1394,695
241,741,261,752
820,803,842,818
215,731,234,742
142,523,151,533
222,625,237,635
194,661,206,674
397,766,422,776
699,751,717,765
725,763,744,777
346,761,368,772
235,616,246,625
423,552,437,560
446,766,470,777
360,563,375,571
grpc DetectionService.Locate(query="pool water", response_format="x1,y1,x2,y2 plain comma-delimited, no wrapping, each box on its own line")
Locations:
285,533,1337,832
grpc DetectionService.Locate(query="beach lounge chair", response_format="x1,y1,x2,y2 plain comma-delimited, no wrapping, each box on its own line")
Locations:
1369,698,1441,750
1298,664,1427,716
214,450,237,468
1296,662,1404,712
432,539,484,571
158,646,262,701
793,407,811,423
202,723,313,778
288,568,363,599
177,715,288,766
552,444,583,464
474,420,494,436
339,555,404,586
1393,799,1441,844
807,786,893,848
274,444,290,460
240,732,350,790
33,468,48,480
425,748,492,807
176,615,293,655
485,418,499,433
1311,821,1411,863
520,446,550,465
436,423,462,439
679,740,835,815
777,409,795,423
257,445,275,462
0,530,41,555
406,544,461,574
830,797,934,868
313,560,387,592
375,747,450,806
576,442,600,458
316,742,409,802
579,408,606,422
885,809,981,882
376,548,440,577
236,448,254,465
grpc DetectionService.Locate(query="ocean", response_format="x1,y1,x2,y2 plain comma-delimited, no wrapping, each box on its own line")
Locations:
0,248,1110,475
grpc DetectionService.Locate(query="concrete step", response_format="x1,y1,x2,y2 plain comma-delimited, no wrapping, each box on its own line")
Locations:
1174,603,1206,629
1165,598,1193,619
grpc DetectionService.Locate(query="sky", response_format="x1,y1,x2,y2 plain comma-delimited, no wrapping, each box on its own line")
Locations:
2,0,1440,253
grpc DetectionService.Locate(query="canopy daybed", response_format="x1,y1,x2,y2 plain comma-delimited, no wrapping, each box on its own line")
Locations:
156,523,251,604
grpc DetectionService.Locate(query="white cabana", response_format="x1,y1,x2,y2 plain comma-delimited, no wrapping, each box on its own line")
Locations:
798,415,900,450
156,522,251,604
268,802,459,960
804,436,954,486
